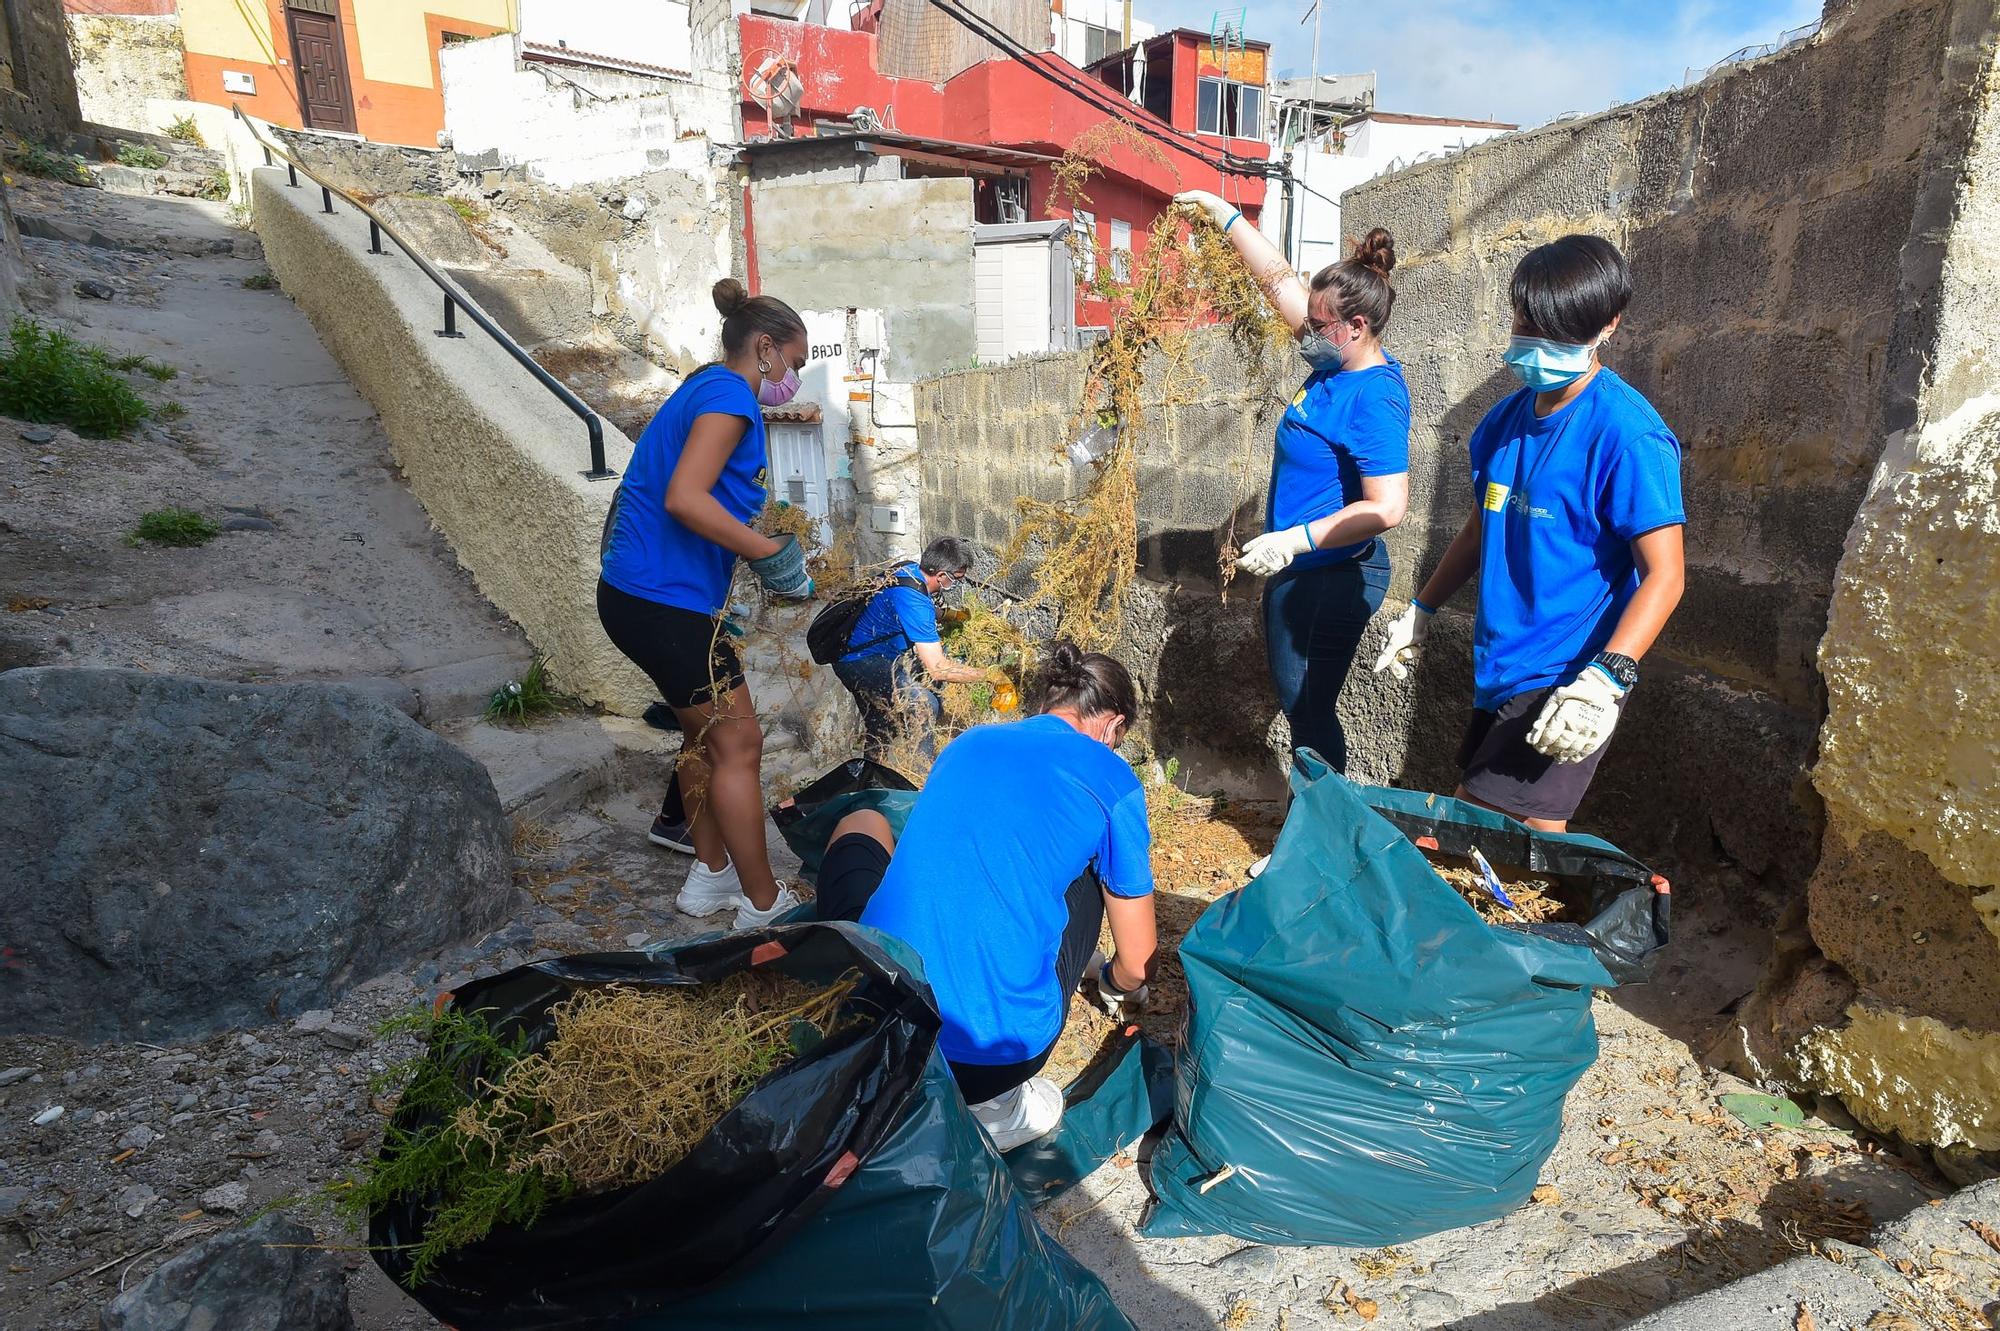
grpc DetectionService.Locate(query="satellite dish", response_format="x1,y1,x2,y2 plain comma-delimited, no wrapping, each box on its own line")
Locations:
747,53,806,138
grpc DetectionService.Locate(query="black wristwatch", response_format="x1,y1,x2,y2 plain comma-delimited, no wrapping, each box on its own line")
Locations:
1592,651,1640,690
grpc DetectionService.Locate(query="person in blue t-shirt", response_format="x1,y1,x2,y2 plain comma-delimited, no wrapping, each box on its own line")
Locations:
832,535,993,763
598,278,818,931
810,643,1158,1152
1375,235,1686,831
1177,191,1411,778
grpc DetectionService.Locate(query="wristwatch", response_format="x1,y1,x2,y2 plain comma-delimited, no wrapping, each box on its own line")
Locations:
1591,651,1640,690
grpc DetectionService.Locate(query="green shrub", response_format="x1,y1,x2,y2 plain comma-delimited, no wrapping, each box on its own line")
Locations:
163,116,204,145
195,169,230,201
484,657,565,726
241,271,278,291
447,196,489,224
115,142,168,170
0,318,151,438
11,142,90,185
130,508,219,547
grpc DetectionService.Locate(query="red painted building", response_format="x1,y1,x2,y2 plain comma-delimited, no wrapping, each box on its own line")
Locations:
739,14,1269,329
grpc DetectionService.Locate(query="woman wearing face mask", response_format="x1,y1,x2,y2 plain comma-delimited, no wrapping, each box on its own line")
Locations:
598,277,815,930
1373,234,1685,832
1176,191,1410,780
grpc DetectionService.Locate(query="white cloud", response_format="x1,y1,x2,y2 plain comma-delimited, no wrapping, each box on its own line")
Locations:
1183,0,1824,128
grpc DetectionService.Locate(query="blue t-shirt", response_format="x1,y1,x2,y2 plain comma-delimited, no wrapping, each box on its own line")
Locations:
600,365,766,615
1467,368,1685,709
1267,355,1411,567
840,562,939,662
861,715,1154,1065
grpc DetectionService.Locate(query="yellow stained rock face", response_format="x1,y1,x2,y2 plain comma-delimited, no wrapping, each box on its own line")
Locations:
1795,1003,2000,1152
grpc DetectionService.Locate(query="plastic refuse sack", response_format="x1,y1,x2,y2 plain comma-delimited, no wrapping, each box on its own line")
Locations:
1142,751,1669,1247
369,922,1131,1330
772,761,1175,1204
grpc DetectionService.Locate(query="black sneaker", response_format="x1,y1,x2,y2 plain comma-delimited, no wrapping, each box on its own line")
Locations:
648,814,696,855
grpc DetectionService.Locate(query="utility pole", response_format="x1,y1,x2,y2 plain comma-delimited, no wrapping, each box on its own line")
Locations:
1122,0,1132,47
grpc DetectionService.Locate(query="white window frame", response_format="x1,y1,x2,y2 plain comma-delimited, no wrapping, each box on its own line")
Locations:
1109,218,1133,282
1197,76,1265,139
1074,208,1098,282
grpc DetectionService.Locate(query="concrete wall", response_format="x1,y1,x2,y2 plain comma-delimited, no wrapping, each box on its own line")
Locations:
751,170,976,382
249,164,652,715
66,11,187,133
440,32,740,372
1,0,84,142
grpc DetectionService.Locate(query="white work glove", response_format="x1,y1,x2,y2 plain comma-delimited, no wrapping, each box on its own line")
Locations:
1173,189,1237,230
1091,950,1149,1017
1526,665,1627,763
1371,602,1433,680
1235,525,1314,577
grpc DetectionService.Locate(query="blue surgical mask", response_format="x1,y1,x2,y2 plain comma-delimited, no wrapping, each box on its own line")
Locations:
1503,335,1595,391
1298,329,1344,372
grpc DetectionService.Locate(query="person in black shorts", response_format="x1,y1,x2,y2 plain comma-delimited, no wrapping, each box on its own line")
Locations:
598,279,817,929
1373,236,1686,830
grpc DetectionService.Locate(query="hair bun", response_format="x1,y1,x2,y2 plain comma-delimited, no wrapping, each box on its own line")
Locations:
711,277,749,316
1351,227,1396,276
1045,639,1088,687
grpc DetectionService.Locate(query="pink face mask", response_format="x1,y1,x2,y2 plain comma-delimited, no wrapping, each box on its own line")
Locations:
758,361,801,406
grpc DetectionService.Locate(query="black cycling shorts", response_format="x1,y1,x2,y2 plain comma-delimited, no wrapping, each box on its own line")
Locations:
596,579,744,710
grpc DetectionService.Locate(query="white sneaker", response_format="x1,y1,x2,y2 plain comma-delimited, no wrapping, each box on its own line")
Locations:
969,1077,1064,1152
731,883,806,931
1247,854,1272,879
675,858,744,916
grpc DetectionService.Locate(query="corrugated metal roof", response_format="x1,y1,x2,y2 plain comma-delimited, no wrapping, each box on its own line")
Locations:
522,41,692,81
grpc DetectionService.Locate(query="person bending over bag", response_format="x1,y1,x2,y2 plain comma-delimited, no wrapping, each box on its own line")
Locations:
813,643,1157,1151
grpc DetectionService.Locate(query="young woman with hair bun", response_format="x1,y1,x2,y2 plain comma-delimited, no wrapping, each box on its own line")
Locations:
598,277,814,931
810,641,1159,1153
1175,192,1412,801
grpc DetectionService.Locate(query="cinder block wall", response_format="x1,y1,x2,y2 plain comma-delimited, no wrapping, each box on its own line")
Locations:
920,0,1982,881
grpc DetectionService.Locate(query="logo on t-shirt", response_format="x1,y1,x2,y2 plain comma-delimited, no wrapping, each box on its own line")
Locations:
1483,481,1510,513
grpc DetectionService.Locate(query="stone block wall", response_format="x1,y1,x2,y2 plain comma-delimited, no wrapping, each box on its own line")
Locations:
0,0,83,142
66,11,188,133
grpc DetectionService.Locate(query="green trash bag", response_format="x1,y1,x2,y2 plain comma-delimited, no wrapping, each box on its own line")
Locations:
1143,751,1667,1247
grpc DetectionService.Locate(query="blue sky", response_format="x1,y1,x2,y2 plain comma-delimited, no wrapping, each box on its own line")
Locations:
1144,0,1825,127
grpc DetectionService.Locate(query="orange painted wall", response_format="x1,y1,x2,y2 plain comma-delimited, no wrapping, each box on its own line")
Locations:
182,2,504,147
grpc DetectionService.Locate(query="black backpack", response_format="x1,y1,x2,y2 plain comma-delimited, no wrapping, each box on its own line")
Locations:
806,572,930,665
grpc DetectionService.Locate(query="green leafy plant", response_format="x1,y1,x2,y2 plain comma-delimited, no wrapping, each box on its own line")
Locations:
163,115,204,145
446,196,488,224
116,142,168,169
337,1005,563,1286
195,169,230,201
0,318,151,437
10,141,91,185
484,656,565,725
241,271,278,291
130,507,219,547
154,401,186,420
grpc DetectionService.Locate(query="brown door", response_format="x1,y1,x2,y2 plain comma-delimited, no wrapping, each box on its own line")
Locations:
288,7,357,134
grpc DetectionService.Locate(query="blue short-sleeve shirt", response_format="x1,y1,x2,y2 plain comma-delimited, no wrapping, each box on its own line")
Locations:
600,365,766,615
1268,355,1412,567
840,562,939,662
861,715,1154,1065
1467,368,1685,709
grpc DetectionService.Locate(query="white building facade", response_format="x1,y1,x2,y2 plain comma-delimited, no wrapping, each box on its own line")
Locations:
1271,111,1515,275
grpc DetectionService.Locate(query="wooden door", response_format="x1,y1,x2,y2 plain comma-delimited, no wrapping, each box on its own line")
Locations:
288,7,356,134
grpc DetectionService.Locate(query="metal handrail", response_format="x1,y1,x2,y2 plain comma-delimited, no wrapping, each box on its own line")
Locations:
230,105,616,481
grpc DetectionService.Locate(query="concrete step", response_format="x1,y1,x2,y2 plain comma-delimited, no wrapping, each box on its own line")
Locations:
445,713,676,821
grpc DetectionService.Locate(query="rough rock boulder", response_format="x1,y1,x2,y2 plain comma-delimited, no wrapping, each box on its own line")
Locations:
100,1213,354,1331
0,668,516,1040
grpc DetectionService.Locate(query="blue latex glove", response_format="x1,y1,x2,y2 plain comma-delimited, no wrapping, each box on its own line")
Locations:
749,534,814,600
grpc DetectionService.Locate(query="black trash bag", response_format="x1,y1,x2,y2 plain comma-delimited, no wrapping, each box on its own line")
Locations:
1143,753,1669,1248
368,922,1131,1330
770,758,918,885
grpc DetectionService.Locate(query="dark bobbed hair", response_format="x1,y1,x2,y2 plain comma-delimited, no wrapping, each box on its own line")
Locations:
1509,235,1632,344
919,536,975,576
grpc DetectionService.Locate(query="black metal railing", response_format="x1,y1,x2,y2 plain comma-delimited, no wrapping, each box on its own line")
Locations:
231,105,616,481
